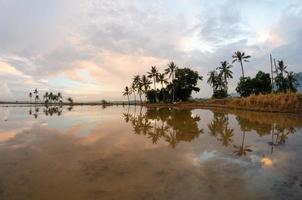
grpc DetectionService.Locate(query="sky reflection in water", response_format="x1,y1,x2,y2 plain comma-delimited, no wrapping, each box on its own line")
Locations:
0,105,301,200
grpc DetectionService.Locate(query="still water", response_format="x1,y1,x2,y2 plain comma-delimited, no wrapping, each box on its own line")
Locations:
0,105,301,200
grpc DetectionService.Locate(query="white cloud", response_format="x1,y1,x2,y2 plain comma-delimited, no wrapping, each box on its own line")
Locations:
0,0,301,100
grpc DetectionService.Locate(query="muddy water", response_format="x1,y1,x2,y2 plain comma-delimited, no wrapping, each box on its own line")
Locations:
0,105,301,200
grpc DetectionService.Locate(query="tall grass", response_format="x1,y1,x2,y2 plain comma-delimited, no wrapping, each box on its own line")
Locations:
207,92,302,113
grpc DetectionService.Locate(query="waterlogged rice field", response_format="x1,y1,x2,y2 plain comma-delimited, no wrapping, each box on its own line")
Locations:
0,105,301,200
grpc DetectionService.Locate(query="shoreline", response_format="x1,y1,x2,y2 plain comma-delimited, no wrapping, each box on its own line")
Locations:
1,101,301,115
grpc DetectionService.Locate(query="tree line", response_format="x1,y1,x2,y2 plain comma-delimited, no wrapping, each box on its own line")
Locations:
123,62,202,104
124,51,299,103
29,89,74,105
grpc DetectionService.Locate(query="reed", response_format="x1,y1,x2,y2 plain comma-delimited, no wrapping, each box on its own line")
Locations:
206,92,302,113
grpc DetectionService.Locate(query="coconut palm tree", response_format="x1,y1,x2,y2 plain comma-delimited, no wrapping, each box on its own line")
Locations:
141,75,151,92
207,71,219,90
147,66,159,102
232,51,251,78
165,62,177,103
147,66,159,91
123,86,131,105
217,61,233,91
158,73,168,90
277,60,288,76
131,81,137,104
133,75,143,104
157,73,168,102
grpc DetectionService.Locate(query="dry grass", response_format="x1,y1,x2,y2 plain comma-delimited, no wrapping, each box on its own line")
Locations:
206,92,302,113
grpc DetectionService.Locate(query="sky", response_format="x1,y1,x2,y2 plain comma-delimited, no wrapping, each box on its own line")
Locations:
0,0,302,102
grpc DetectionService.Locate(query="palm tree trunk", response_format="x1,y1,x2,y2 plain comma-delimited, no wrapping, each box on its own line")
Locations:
240,61,245,78
161,83,165,102
127,95,129,105
153,77,157,103
139,93,142,104
133,92,136,104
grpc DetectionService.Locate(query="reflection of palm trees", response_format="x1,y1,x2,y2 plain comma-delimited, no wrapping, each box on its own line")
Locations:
208,112,234,147
218,127,234,147
233,131,252,156
28,105,73,119
269,125,295,151
123,107,203,148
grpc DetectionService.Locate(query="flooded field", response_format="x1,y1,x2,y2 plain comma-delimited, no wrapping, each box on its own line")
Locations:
0,105,301,200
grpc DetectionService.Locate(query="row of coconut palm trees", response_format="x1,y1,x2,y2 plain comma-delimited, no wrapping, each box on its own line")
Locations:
124,50,298,102
123,61,177,104
207,51,250,95
29,89,74,104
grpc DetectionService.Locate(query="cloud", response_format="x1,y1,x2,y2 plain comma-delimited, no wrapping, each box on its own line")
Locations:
0,0,301,100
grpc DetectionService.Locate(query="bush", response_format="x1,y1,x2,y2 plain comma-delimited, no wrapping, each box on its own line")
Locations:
236,71,272,97
212,89,228,99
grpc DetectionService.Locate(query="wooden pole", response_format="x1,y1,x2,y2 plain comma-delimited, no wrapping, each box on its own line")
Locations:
270,54,274,90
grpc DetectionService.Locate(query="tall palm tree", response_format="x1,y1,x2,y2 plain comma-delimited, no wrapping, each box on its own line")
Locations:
123,86,131,105
158,73,168,102
217,61,233,91
131,81,137,104
207,71,219,90
158,73,168,90
147,66,159,91
165,62,177,103
277,60,288,76
147,66,159,102
232,51,251,78
141,75,151,92
133,75,143,104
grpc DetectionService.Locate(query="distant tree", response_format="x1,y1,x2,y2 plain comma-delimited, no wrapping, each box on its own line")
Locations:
43,92,49,103
165,62,177,103
33,88,38,103
57,92,62,103
232,51,251,78
67,97,74,105
29,92,32,103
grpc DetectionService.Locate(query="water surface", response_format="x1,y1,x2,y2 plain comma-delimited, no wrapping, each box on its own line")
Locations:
0,105,301,200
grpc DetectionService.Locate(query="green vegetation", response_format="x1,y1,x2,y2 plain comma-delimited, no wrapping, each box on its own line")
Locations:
124,62,202,104
123,49,299,107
